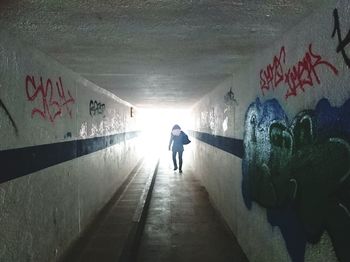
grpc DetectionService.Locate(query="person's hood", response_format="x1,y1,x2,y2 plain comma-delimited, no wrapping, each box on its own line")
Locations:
172,129,181,136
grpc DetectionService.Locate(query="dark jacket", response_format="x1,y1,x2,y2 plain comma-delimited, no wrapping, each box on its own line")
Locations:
169,131,185,152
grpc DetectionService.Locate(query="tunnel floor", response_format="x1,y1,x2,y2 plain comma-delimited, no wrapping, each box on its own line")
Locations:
136,155,248,262
64,153,248,262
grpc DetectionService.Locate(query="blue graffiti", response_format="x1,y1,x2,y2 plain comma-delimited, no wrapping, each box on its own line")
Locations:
242,97,350,262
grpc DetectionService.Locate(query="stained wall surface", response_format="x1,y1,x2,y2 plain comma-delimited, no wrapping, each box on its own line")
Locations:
0,30,142,262
189,1,350,262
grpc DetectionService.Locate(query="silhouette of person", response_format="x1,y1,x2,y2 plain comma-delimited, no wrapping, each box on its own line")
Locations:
168,124,185,173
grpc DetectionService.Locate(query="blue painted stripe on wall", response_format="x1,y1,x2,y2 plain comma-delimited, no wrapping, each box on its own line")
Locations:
188,130,244,159
0,131,140,184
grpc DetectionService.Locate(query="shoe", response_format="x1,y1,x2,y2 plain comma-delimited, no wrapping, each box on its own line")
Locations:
174,167,178,171
179,169,182,173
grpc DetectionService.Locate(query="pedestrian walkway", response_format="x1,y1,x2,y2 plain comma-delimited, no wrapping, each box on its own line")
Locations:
136,155,248,262
62,152,248,262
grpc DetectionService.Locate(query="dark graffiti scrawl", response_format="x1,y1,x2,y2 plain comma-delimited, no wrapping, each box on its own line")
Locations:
242,98,350,262
260,45,339,99
0,99,18,135
89,100,105,116
25,76,75,123
332,8,350,68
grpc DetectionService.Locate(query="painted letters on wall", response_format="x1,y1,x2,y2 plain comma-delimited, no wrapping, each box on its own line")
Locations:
242,97,350,262
25,76,75,123
260,45,338,99
89,100,105,116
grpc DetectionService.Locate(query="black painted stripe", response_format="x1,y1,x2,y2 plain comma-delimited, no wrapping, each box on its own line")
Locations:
0,131,140,184
188,130,244,159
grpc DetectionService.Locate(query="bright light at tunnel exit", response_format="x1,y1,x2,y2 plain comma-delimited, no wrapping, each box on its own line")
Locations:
139,108,192,156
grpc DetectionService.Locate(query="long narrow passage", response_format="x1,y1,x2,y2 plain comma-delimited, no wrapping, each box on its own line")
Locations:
136,154,248,262
62,152,248,262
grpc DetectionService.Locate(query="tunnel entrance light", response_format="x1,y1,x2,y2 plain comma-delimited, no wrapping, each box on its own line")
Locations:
139,108,192,157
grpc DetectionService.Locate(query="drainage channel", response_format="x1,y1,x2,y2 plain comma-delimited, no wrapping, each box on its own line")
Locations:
119,158,160,262
61,157,160,262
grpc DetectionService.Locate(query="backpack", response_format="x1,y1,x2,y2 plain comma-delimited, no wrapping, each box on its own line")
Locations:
182,132,191,145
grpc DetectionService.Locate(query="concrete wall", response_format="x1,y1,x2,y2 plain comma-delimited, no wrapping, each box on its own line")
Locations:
0,30,142,261
190,1,350,262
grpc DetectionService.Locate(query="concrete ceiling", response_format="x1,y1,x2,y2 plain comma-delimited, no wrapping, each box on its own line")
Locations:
0,0,326,108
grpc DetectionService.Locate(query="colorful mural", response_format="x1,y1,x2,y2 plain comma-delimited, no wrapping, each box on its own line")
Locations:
242,97,350,262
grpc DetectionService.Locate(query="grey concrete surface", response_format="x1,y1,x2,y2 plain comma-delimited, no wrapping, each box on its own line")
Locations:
136,155,248,262
0,1,329,108
62,158,158,262
63,152,248,262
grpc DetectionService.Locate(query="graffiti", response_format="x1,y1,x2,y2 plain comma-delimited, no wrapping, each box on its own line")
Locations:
332,8,350,68
260,47,286,94
64,132,72,139
25,76,75,123
0,99,18,136
209,107,215,131
224,88,238,106
242,98,350,262
89,100,105,116
260,45,339,99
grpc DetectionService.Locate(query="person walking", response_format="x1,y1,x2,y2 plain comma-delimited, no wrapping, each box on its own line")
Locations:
168,124,190,173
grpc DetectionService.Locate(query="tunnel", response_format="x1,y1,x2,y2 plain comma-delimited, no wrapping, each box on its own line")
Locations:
1,1,350,262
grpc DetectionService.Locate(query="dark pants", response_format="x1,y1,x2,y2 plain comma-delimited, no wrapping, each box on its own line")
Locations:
172,150,183,170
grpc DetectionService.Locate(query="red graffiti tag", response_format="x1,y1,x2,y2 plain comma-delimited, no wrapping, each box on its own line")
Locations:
260,46,286,94
260,44,339,99
284,44,339,98
25,76,75,122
